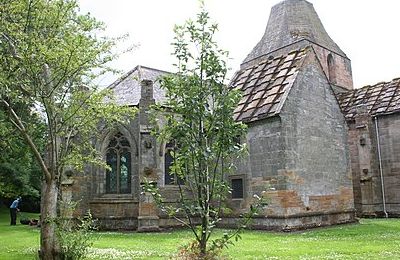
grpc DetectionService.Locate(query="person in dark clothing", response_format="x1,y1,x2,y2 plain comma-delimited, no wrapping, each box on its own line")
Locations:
10,197,21,225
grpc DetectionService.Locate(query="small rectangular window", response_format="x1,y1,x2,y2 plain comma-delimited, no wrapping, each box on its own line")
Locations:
231,178,244,199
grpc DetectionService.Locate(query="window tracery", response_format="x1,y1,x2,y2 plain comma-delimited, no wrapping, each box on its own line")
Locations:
106,132,131,194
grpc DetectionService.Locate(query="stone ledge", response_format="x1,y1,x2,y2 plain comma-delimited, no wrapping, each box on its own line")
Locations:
221,209,355,219
218,211,357,231
261,209,356,219
90,198,139,204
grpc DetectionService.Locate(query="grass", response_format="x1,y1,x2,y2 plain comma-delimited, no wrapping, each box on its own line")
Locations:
1,205,400,259
0,206,40,260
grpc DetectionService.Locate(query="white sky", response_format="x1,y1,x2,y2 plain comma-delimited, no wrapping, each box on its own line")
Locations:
79,0,400,89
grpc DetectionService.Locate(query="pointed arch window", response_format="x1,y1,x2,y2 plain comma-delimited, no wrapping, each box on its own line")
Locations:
106,132,131,194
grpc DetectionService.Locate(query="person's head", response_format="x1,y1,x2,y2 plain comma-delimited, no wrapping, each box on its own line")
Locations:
17,197,22,202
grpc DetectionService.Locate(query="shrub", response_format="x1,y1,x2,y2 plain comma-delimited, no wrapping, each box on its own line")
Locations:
56,210,97,260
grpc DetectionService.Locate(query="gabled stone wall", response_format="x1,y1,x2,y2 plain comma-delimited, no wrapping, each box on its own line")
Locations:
224,53,355,230
278,54,353,220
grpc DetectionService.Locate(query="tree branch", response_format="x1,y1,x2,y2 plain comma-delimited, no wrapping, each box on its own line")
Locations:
1,98,51,181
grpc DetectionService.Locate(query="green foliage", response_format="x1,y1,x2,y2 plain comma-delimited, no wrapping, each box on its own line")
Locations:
146,6,263,258
0,0,134,177
0,0,135,257
0,0,136,196
56,209,97,260
0,0,120,95
0,109,44,200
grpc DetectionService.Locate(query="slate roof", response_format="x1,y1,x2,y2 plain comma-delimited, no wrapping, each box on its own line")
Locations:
108,65,170,106
337,78,400,120
231,47,308,123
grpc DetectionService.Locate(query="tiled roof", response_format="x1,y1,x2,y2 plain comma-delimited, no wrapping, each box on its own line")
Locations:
108,65,170,106
337,78,400,120
231,47,308,123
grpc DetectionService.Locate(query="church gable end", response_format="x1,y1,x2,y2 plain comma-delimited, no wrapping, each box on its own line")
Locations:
278,49,353,217
108,65,170,106
227,47,355,229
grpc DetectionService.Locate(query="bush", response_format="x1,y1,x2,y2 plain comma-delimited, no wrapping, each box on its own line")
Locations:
56,210,97,260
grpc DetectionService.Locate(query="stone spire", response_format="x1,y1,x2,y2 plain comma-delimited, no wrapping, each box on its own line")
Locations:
242,0,346,65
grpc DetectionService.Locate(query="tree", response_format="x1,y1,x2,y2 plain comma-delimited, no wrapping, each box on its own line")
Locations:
0,0,134,259
0,108,44,208
146,8,264,258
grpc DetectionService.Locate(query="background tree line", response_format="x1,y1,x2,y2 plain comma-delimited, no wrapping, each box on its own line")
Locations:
0,105,44,212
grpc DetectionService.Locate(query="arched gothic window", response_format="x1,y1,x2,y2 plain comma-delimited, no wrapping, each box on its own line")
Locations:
106,132,131,194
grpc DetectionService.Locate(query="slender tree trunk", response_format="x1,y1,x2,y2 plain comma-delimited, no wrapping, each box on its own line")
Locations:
40,178,61,260
200,215,208,256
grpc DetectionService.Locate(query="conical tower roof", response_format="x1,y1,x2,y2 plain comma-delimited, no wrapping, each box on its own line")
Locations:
243,0,346,64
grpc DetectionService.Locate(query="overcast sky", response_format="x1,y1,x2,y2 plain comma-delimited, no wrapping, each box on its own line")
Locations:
79,0,400,89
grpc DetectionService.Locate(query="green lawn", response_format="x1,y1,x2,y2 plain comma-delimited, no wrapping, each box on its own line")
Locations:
1,206,400,259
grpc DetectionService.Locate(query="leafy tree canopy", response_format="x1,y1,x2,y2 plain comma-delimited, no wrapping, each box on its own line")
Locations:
0,0,135,258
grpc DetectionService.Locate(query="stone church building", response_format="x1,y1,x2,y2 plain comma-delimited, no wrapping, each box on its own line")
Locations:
65,0,400,230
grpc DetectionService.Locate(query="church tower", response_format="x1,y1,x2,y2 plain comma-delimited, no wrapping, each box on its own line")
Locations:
242,0,353,91
229,0,355,230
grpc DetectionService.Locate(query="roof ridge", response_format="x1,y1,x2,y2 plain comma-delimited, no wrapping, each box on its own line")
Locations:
137,65,173,74
107,65,173,90
107,65,140,90
358,76,400,90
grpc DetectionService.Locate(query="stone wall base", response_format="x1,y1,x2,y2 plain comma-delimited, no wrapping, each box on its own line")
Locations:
96,217,138,230
93,210,356,231
137,216,160,232
362,211,400,218
360,203,400,218
219,210,357,231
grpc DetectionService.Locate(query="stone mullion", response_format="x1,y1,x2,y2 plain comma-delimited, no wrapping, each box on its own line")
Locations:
117,150,121,194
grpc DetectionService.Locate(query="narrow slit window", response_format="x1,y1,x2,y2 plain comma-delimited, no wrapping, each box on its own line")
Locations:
327,53,336,83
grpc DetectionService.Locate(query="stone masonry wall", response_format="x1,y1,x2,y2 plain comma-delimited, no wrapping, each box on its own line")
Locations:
260,54,354,228
65,114,141,230
347,110,381,216
375,114,400,215
229,116,284,215
349,113,400,216
278,55,354,220
311,45,353,90
228,53,355,229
